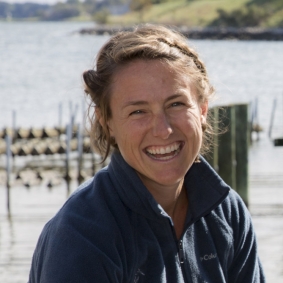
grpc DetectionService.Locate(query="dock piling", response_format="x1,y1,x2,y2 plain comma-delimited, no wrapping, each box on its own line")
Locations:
218,106,237,190
77,123,84,185
235,104,249,207
204,104,249,207
65,124,71,195
268,97,277,139
5,135,12,215
58,102,63,130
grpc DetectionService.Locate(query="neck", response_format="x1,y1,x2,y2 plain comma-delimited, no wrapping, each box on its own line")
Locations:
137,174,189,239
153,179,188,239
138,175,187,217
157,180,186,217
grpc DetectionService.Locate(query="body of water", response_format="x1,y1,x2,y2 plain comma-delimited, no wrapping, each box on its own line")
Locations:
1,22,283,133
0,22,283,282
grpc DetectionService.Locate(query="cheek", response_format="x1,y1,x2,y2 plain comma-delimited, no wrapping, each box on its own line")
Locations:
181,111,203,133
114,120,144,148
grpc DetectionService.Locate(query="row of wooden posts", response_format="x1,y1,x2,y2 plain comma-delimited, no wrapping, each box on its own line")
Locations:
1,103,253,214
0,136,91,156
0,127,64,140
2,123,97,215
204,104,249,207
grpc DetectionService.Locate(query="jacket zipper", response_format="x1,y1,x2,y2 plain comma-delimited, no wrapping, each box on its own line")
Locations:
177,238,191,283
170,223,190,282
167,217,191,282
178,239,185,264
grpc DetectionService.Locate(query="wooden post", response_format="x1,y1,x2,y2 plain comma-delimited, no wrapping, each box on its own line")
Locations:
12,110,16,171
5,135,11,216
235,104,249,207
12,110,16,142
77,123,84,185
59,102,63,130
81,97,86,126
253,97,259,126
268,98,277,139
217,106,236,190
254,97,260,141
65,124,71,195
69,102,78,132
248,100,253,144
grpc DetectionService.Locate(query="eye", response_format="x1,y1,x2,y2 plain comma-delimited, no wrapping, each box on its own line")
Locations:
171,102,184,107
129,110,144,116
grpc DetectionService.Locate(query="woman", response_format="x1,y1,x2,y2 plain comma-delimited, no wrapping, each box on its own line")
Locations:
28,25,265,282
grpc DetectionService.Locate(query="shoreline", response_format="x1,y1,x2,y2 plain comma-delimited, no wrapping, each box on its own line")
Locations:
78,25,283,41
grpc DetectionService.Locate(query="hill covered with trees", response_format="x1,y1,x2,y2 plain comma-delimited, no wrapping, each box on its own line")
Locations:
110,0,283,28
0,0,128,21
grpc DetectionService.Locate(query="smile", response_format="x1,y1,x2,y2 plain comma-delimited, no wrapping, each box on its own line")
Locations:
145,142,183,161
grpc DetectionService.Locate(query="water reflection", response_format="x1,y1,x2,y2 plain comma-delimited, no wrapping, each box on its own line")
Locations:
0,136,283,282
0,182,76,283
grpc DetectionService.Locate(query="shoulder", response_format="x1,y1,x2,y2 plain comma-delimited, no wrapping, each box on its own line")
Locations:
49,167,125,233
58,167,115,216
32,166,130,257
217,189,251,225
211,189,255,248
70,166,111,198
29,167,137,281
193,157,251,229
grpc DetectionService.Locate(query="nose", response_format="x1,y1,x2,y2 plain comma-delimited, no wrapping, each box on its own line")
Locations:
152,112,173,139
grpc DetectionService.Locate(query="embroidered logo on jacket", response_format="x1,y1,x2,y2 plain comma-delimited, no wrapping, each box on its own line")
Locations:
134,269,145,283
200,253,217,262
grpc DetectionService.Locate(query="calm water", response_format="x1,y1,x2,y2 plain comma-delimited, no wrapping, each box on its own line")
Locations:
0,22,283,282
0,21,106,128
0,22,283,132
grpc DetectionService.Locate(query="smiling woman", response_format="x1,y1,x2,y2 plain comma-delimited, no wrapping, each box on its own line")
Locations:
83,25,214,162
106,60,207,210
28,24,266,283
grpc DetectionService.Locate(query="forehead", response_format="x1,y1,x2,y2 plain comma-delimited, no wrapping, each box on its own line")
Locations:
111,59,192,95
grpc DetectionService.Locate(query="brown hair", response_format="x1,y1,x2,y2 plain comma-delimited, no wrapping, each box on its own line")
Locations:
83,24,215,161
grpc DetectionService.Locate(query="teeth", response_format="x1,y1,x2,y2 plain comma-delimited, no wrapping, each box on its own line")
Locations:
148,148,180,160
146,142,180,155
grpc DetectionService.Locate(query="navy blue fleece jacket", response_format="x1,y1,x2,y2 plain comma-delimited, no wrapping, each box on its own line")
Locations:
28,151,265,283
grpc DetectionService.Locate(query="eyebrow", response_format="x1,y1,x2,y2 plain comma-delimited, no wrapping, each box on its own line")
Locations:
122,94,185,109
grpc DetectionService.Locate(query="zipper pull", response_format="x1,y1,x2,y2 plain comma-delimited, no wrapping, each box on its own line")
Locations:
178,240,184,264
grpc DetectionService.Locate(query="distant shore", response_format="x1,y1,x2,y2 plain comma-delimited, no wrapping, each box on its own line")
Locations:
78,25,283,41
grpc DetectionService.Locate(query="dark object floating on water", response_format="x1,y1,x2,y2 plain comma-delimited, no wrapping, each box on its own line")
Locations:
78,26,283,41
274,138,283,146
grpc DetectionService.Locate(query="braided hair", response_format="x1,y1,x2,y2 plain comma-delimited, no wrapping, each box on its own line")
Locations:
83,24,215,161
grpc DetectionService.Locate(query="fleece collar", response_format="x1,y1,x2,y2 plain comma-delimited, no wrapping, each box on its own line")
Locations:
108,151,230,223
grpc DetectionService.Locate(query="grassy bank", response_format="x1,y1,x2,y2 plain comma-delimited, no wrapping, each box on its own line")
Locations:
106,0,283,28
2,0,282,28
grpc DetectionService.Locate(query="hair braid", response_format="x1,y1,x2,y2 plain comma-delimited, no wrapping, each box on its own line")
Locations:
83,24,215,161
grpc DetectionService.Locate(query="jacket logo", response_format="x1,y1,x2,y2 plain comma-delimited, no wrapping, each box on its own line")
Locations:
200,253,217,262
134,269,145,283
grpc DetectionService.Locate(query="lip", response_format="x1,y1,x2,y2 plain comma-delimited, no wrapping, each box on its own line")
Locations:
144,141,184,161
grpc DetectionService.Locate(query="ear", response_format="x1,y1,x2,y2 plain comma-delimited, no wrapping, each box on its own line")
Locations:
200,101,208,124
96,107,115,137
107,119,114,137
95,107,109,133
95,107,103,126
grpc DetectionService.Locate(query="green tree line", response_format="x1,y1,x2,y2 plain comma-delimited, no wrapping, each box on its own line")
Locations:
0,0,187,22
211,0,283,28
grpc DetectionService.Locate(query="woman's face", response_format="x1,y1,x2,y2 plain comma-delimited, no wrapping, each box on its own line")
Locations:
107,59,208,191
